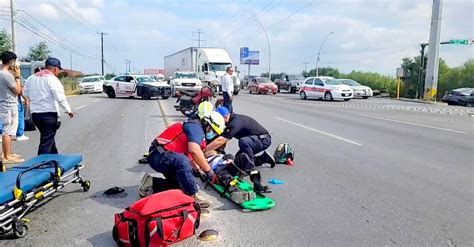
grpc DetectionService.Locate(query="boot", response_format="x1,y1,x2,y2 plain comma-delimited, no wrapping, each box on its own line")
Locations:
138,174,153,197
255,151,276,168
250,171,270,193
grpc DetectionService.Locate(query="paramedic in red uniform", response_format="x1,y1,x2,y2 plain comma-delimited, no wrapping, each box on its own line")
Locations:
143,111,225,208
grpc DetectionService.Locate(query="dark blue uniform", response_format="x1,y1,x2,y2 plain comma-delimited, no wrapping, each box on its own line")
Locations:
222,114,271,159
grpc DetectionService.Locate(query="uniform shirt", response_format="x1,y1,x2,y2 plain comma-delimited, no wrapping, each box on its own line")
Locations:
24,70,71,114
0,70,17,110
182,119,205,145
221,73,234,94
222,114,268,140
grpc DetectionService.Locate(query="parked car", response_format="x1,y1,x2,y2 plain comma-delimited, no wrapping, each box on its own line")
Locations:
442,88,474,107
170,71,203,97
103,74,171,100
274,73,305,93
248,77,278,94
79,75,105,94
299,76,353,101
339,79,373,99
241,75,257,89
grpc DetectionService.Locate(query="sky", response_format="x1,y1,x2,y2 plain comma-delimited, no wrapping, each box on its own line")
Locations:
0,0,472,77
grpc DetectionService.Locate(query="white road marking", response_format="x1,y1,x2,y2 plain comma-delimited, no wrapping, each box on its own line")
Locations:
275,117,363,146
75,105,87,110
94,99,101,102
360,114,467,134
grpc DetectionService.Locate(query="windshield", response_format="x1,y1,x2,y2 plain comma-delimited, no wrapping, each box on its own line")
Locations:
325,79,343,85
209,63,231,71
341,79,361,86
176,73,197,79
288,75,305,80
136,76,156,83
81,77,100,83
257,78,272,84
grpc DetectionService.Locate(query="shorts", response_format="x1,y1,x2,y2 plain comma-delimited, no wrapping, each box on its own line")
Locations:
0,108,19,136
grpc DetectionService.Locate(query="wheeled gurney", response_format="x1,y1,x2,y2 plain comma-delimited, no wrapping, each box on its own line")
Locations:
0,154,90,238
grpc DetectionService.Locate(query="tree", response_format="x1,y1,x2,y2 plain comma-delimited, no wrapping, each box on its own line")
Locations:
26,42,51,61
0,29,12,54
304,67,341,78
260,72,283,81
105,73,116,80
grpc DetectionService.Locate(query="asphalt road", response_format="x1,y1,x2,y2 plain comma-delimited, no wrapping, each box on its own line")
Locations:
1,92,473,246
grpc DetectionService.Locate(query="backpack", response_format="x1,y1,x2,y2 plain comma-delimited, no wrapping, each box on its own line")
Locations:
273,143,295,164
113,189,201,247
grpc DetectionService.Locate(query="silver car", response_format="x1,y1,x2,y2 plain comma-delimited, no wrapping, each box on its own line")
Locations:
340,79,373,99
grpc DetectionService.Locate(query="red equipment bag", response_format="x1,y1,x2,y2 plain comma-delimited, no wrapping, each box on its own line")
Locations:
113,189,201,246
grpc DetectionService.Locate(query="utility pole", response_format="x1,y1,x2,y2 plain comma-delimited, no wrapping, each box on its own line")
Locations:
254,19,271,80
423,0,443,101
70,52,73,71
98,32,107,75
125,59,131,73
303,62,310,73
10,0,16,53
316,32,334,77
192,30,206,48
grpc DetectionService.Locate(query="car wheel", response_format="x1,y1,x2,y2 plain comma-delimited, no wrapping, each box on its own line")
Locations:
106,87,116,98
362,96,369,99
300,91,307,100
447,101,455,105
290,87,296,94
141,89,152,100
161,95,170,100
324,92,333,101
277,86,280,93
344,98,351,101
249,89,252,94
273,92,277,95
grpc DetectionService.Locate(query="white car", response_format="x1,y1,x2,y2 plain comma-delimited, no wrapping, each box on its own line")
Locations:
299,76,353,101
79,75,105,94
339,79,373,99
170,71,202,97
103,74,171,100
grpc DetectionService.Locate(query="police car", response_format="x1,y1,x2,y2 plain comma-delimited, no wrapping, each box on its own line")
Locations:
299,76,353,101
103,74,171,100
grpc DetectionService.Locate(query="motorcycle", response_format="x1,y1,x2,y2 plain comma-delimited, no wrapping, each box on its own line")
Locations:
174,82,224,116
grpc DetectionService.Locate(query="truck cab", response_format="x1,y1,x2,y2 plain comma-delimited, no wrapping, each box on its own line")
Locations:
197,48,240,95
103,74,171,100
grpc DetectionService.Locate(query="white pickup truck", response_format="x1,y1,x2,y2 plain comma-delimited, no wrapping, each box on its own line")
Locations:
103,74,171,100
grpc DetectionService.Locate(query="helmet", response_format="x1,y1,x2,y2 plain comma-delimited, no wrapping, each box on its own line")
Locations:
204,111,226,135
197,101,214,119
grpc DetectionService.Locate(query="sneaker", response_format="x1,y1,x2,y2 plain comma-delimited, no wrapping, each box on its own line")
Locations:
15,135,29,141
9,153,22,159
192,192,211,208
2,157,25,164
255,151,276,168
138,174,153,198
230,190,256,204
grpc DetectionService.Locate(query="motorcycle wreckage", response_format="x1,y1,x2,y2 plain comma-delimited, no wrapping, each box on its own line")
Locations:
173,82,224,116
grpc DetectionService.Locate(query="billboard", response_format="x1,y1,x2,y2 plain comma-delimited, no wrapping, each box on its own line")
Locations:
143,68,165,75
240,47,260,65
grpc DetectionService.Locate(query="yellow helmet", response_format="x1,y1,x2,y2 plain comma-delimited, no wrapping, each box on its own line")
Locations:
204,111,226,135
197,101,214,119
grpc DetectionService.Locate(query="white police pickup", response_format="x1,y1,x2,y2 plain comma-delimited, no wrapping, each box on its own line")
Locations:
103,74,171,100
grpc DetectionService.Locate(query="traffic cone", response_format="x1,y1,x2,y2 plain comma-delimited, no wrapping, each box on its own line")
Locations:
286,158,294,166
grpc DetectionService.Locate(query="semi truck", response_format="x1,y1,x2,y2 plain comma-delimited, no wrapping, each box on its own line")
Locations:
164,47,240,95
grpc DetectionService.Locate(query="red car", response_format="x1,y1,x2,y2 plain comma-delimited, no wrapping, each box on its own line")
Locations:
248,77,278,94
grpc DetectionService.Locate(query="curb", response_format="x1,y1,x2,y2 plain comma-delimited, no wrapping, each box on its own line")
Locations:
396,98,446,105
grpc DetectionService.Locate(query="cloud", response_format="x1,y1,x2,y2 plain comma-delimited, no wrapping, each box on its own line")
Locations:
33,4,60,20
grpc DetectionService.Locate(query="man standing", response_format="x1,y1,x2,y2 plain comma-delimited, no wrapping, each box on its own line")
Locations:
221,66,234,113
0,51,24,163
24,57,74,155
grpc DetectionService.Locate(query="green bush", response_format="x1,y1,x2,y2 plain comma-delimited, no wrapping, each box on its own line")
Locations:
61,77,79,95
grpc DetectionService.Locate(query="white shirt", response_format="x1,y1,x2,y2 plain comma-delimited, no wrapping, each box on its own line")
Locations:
221,73,234,94
24,70,72,114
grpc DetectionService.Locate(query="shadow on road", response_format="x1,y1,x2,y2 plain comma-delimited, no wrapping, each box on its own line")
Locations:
88,230,115,246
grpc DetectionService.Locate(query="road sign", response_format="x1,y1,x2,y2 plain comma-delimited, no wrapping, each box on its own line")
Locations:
449,39,469,45
240,47,259,65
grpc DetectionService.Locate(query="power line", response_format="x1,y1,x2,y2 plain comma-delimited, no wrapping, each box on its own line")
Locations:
59,0,101,31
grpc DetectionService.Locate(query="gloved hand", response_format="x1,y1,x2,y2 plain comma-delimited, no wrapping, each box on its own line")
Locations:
205,169,216,184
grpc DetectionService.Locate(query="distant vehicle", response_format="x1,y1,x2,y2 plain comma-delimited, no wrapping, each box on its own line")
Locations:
241,75,257,89
20,61,44,81
274,73,305,94
170,71,203,97
442,88,474,107
79,75,105,94
164,47,240,95
103,74,171,100
152,73,165,82
300,76,353,101
339,79,373,99
248,77,278,95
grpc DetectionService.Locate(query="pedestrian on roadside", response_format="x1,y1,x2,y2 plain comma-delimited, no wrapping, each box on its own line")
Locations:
0,91,31,142
221,66,234,113
23,57,74,155
0,51,24,163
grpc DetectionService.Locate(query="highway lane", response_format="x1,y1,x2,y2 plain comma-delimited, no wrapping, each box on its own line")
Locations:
1,93,473,246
